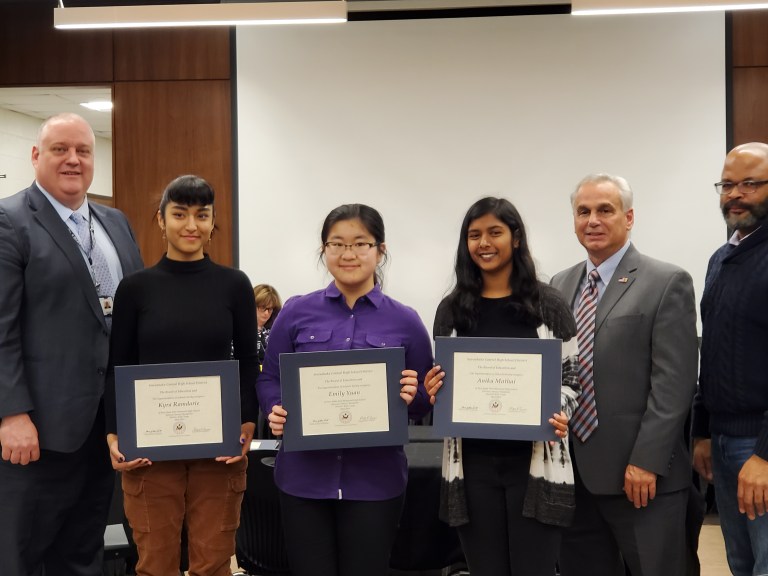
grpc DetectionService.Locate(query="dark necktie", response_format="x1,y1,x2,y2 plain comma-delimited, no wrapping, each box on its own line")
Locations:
572,269,600,442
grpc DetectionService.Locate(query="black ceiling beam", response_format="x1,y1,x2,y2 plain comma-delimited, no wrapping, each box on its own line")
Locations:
349,3,571,20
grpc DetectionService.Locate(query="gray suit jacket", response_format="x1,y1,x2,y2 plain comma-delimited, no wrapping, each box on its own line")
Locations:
0,183,143,453
551,244,698,495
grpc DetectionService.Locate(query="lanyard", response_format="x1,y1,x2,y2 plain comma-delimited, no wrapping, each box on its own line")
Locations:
68,210,101,290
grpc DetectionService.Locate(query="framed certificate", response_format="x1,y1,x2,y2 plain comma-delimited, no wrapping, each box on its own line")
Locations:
433,337,562,441
115,360,242,461
279,347,407,452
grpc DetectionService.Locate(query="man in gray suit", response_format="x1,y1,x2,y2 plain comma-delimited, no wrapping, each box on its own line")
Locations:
0,113,143,575
551,173,698,576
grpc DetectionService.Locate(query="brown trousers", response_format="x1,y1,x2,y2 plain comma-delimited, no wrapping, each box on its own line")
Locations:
122,458,247,576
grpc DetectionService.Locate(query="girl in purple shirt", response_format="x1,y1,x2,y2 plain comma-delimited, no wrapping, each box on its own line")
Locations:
257,203,433,576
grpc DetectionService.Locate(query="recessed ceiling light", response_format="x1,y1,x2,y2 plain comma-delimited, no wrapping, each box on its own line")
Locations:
80,101,113,112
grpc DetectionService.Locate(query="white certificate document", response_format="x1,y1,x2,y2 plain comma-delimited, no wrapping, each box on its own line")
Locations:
452,352,542,426
134,375,223,448
298,362,389,436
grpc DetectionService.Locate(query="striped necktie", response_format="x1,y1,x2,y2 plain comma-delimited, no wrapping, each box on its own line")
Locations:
70,211,117,329
572,269,600,442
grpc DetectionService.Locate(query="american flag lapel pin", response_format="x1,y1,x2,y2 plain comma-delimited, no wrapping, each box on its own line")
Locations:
618,277,629,283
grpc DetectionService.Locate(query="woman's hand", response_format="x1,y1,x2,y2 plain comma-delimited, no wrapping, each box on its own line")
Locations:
400,369,420,405
268,405,287,436
423,365,445,406
216,421,256,464
548,411,569,444
106,433,151,471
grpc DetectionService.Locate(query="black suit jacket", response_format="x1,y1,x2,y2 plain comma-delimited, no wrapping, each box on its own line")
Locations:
0,183,143,452
551,245,699,495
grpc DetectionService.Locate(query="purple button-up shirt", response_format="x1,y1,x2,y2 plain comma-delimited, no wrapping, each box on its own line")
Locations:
258,282,434,500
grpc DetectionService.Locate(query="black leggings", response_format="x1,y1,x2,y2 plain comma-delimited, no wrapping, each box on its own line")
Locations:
279,491,405,576
457,448,563,576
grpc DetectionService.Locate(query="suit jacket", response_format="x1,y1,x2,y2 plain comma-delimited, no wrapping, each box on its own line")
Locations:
551,244,698,496
0,183,143,453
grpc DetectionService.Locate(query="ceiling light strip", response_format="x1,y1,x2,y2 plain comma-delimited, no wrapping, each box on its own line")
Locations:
54,1,347,29
572,0,768,15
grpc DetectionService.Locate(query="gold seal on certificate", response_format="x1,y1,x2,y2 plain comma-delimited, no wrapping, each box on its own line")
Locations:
299,363,389,436
280,348,408,451
134,375,223,448
452,352,542,426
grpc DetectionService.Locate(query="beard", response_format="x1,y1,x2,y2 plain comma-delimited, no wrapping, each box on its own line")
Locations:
722,196,768,231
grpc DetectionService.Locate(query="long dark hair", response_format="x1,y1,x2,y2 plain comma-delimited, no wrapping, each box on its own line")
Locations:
319,203,388,287
448,197,541,332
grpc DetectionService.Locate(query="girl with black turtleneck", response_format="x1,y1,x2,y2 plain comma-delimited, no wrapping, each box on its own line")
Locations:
105,175,258,576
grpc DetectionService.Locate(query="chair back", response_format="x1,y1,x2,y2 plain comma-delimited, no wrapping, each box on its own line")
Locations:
236,450,291,575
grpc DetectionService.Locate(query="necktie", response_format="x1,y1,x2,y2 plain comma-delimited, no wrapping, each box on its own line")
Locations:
70,211,117,329
572,269,600,442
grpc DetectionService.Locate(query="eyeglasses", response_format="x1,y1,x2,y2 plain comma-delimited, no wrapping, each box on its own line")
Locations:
714,180,768,195
323,241,378,256
257,306,273,314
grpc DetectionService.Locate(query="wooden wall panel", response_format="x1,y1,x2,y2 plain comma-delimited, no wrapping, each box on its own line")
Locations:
732,11,768,67
732,67,768,146
112,80,233,267
114,28,230,81
0,3,113,86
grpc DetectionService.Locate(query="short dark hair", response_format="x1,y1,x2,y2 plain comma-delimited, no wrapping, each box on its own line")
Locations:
158,175,215,218
319,203,388,286
448,196,541,332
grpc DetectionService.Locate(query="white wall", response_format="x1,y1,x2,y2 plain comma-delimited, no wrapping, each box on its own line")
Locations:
0,108,112,200
0,108,38,199
236,13,727,332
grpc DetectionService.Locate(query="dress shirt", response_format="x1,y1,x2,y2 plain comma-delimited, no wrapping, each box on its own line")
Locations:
573,240,631,311
37,182,123,286
258,282,434,501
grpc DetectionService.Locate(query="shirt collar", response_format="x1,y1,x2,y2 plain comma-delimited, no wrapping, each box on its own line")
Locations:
729,226,761,246
323,281,383,308
587,240,631,287
36,181,89,222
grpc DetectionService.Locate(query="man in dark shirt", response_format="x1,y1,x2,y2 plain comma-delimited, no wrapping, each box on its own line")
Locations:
692,142,768,576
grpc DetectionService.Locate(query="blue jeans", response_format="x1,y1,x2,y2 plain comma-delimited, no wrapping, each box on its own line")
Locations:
711,434,768,576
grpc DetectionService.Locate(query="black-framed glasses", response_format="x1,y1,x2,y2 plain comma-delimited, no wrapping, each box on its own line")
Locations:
257,306,273,314
324,241,378,256
714,180,768,195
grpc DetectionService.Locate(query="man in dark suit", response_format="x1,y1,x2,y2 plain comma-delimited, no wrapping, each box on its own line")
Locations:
0,113,143,576
551,173,699,576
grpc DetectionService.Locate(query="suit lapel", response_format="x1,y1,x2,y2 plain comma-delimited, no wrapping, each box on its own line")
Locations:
560,264,587,309
595,245,639,333
28,185,106,327
90,203,132,275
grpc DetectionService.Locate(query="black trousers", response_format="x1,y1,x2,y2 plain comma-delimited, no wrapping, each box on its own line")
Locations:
279,490,405,576
0,404,114,576
558,460,688,576
457,447,563,576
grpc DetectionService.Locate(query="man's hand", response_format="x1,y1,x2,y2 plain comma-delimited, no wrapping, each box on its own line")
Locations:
624,464,657,508
693,438,713,482
0,413,40,465
737,455,768,520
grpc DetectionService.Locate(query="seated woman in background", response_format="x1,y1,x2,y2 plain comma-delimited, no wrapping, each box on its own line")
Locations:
258,203,433,576
424,196,580,576
253,283,282,366
105,175,258,576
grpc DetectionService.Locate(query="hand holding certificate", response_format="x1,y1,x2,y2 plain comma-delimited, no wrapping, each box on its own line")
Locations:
114,360,243,462
279,347,408,452
432,337,562,441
